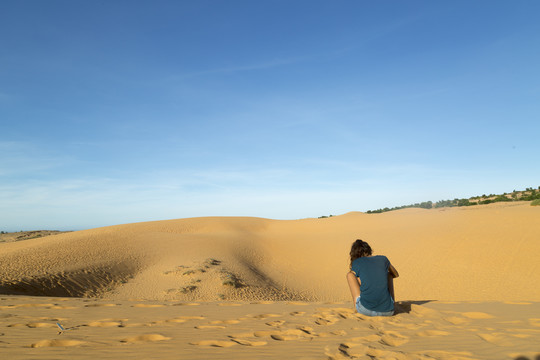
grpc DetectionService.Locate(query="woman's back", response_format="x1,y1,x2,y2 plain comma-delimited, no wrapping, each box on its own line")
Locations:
351,255,393,312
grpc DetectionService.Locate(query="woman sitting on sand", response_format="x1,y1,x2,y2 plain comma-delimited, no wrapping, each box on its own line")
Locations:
347,239,399,316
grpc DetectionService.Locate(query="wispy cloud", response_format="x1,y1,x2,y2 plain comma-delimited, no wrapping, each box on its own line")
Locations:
0,173,388,231
0,159,523,232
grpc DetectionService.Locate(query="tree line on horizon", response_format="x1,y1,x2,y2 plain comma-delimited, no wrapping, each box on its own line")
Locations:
366,186,540,214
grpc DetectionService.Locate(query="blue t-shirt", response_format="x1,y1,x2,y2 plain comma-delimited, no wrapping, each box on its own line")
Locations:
351,255,394,312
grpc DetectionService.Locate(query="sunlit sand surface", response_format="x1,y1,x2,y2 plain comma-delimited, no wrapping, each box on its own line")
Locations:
1,296,539,359
1,202,539,359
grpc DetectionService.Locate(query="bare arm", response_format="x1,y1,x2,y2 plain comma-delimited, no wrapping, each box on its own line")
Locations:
388,263,399,278
388,262,398,302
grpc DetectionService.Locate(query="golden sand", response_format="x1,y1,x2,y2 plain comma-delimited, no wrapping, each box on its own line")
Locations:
1,201,539,359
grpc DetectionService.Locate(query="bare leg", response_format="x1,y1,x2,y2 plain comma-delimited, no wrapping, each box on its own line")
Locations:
346,271,361,305
387,273,395,302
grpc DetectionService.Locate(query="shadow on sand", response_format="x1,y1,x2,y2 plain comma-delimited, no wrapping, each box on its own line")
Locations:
394,300,435,314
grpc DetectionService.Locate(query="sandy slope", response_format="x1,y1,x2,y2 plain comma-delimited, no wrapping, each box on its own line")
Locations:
1,202,539,302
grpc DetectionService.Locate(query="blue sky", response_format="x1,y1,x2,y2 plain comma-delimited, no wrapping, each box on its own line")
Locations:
1,1,539,231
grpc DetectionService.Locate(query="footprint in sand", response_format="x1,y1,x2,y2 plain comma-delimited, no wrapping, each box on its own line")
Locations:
477,333,513,347
120,334,171,343
50,305,77,309
25,323,59,328
132,304,165,308
251,313,282,319
315,317,338,326
165,318,187,323
461,312,494,319
379,330,409,346
511,334,532,339
16,303,56,308
266,320,285,327
190,340,236,347
210,319,240,325
164,315,204,323
195,325,226,329
290,311,306,316
298,326,345,338
146,320,166,326
84,303,118,307
163,316,204,324
387,321,425,330
297,326,315,335
313,312,340,326
271,329,310,341
444,316,470,325
252,329,308,341
9,322,63,328
338,343,405,359
86,321,123,327
365,347,404,359
416,329,451,337
418,350,477,360
31,339,86,348
338,342,369,358
270,334,299,341
253,330,275,337
37,316,68,321
230,338,267,346
228,332,255,338
349,334,381,342
172,302,200,306
329,307,357,319
7,323,26,328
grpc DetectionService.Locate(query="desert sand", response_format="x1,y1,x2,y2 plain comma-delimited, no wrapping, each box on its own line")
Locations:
1,201,539,359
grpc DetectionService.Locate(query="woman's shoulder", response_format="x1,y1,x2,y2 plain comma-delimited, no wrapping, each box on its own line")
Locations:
352,255,389,264
373,255,390,263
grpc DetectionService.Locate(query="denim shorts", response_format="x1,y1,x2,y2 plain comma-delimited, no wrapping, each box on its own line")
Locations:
355,296,394,317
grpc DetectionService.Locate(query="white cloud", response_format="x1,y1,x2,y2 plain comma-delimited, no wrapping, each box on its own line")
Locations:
2,142,532,231
0,160,444,231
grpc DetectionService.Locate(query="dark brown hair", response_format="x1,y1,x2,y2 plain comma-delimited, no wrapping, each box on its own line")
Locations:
349,239,373,269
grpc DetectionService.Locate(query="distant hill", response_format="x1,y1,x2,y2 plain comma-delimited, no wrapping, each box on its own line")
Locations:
366,186,540,214
0,230,71,243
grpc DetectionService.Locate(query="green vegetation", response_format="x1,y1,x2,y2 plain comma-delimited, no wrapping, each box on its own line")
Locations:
366,186,540,214
318,215,335,219
220,269,246,288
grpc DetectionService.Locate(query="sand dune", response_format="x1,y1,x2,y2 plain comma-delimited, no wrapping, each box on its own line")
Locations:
1,201,539,302
1,202,540,359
